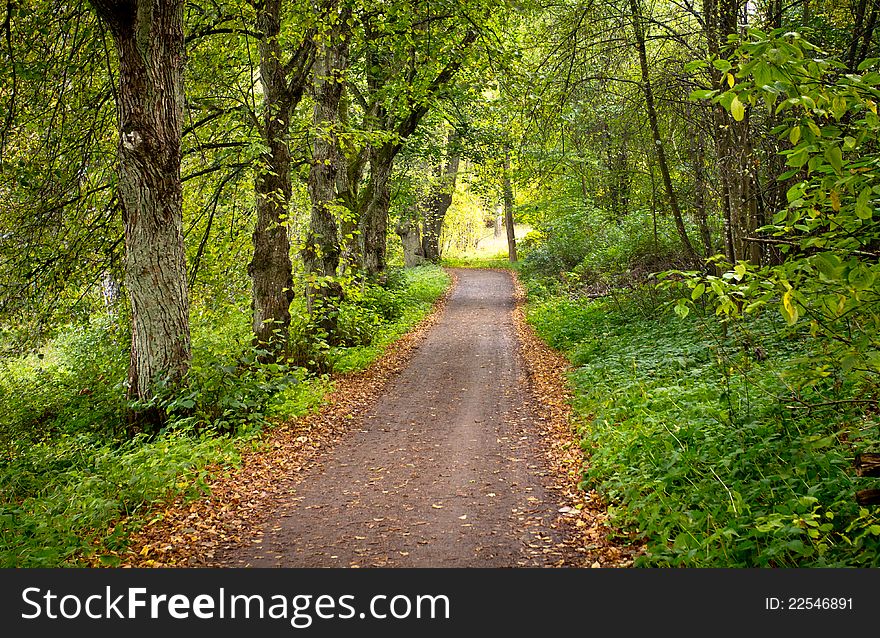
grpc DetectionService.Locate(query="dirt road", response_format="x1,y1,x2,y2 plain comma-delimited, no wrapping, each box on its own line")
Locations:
222,269,582,567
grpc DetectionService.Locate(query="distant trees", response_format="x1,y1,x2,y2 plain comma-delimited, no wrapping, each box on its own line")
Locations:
512,0,878,272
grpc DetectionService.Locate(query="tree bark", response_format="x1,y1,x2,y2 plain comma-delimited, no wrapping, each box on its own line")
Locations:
629,0,698,263
422,130,461,262
503,146,517,262
88,0,191,421
249,0,314,355
396,216,425,267
305,11,350,335
359,145,394,278
693,131,714,256
250,0,293,353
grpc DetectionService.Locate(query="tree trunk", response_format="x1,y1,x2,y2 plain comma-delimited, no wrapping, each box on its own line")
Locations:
422,131,460,262
249,0,296,354
396,217,425,267
503,147,517,262
858,1,879,67
848,0,869,71
359,146,394,278
89,0,191,422
705,0,738,263
629,0,698,263
305,12,350,335
693,132,714,256
335,90,365,276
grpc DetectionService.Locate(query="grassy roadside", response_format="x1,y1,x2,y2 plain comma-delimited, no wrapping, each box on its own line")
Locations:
524,286,880,567
0,265,450,567
441,255,518,269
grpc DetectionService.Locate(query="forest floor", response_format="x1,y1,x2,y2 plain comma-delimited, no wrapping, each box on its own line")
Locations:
121,268,634,568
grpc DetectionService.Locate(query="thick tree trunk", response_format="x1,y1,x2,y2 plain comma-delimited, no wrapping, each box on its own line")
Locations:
89,0,191,419
359,147,394,278
396,217,425,267
305,14,350,335
503,147,517,262
422,132,460,262
249,0,295,353
629,0,698,263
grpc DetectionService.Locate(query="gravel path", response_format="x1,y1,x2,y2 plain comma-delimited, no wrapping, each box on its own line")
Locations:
223,269,580,567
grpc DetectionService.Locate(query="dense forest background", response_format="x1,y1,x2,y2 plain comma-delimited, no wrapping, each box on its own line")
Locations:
1,0,879,567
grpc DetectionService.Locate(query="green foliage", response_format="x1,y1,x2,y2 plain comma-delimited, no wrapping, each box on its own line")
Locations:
528,292,880,567
685,30,880,389
0,431,236,567
441,256,517,269
0,316,129,456
330,265,450,373
0,263,450,565
519,197,694,293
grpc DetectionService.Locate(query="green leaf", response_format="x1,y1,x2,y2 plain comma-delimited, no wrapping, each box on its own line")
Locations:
856,187,873,219
825,146,843,174
789,125,801,144
691,283,706,300
689,89,717,100
848,265,875,291
831,96,847,120
786,182,805,203
813,253,842,281
786,148,809,168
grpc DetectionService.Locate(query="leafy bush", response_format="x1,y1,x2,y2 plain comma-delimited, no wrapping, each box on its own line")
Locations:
0,315,129,455
519,200,698,293
528,293,880,566
330,264,449,373
683,30,880,393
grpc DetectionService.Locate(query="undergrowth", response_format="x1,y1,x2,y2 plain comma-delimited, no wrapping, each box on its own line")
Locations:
527,288,880,566
0,264,449,566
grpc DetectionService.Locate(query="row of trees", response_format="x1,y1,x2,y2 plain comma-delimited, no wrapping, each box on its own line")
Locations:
3,0,876,427
1,0,515,426
516,0,877,274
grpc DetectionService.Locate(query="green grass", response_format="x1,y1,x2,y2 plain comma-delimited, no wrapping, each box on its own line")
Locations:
330,265,449,373
0,264,451,567
527,292,880,567
441,256,518,269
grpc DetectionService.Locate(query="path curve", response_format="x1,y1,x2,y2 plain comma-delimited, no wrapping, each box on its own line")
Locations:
222,268,579,567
